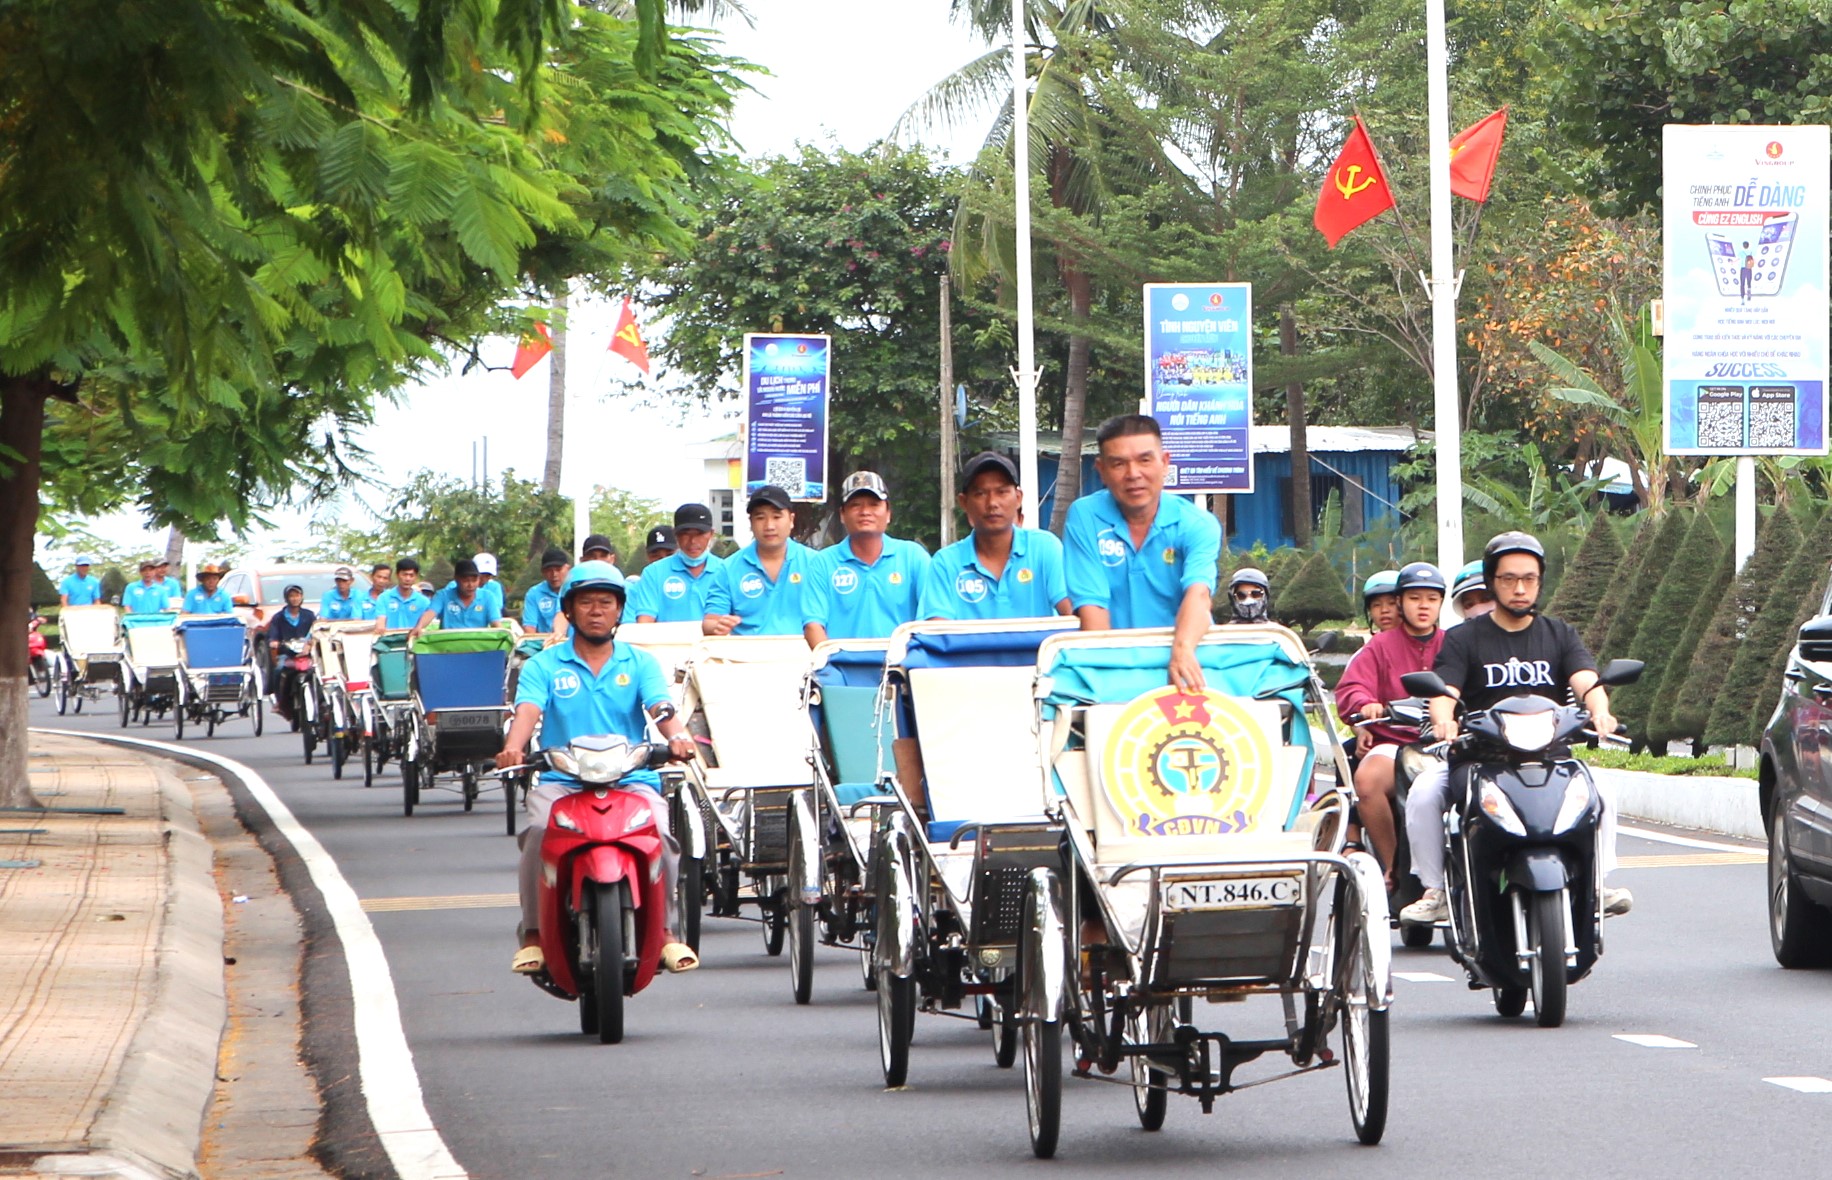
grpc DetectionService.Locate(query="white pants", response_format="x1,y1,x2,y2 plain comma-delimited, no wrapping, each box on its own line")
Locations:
519,780,679,941
1404,760,1617,890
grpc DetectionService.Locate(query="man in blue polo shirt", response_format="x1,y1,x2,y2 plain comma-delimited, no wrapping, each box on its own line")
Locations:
182,564,236,614
319,566,375,620
373,558,430,631
920,452,1069,621
703,485,819,637
803,471,930,645
1064,414,1221,692
497,562,697,975
520,548,570,636
413,558,504,635
59,557,103,607
122,560,170,614
633,504,726,624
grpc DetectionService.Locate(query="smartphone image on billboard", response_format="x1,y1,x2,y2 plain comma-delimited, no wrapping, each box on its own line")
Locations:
1752,213,1798,296
1705,235,1744,298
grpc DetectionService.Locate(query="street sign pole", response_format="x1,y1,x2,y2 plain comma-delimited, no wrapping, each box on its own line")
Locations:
1011,0,1040,527
1425,0,1464,574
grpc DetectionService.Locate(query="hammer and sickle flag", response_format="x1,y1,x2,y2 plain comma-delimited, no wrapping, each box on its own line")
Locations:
609,297,651,375
1449,107,1509,203
510,321,553,380
1313,116,1396,249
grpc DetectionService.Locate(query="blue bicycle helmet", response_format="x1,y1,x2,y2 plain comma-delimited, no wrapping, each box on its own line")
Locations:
561,559,628,609
1362,569,1400,610
1394,561,1447,595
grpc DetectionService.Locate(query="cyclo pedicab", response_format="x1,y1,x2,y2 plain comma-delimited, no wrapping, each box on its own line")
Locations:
121,613,183,730
174,614,264,738
52,604,126,717
611,620,715,950
676,635,818,956
402,625,518,831
310,619,380,779
866,617,1080,1083
1012,623,1391,1157
366,631,416,783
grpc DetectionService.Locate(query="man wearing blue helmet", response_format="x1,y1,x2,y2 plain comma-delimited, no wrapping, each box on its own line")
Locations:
497,561,699,976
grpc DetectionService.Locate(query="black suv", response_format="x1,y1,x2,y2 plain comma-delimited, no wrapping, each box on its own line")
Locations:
1760,588,1832,967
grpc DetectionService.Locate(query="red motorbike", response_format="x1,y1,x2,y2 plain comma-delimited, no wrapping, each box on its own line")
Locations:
28,613,52,698
508,735,676,1044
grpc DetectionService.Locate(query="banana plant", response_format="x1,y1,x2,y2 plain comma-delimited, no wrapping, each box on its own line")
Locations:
1530,299,1667,510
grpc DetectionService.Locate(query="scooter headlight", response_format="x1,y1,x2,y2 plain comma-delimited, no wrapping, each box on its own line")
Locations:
1552,776,1595,834
547,748,579,777
1496,710,1557,753
552,809,583,833
1477,782,1527,837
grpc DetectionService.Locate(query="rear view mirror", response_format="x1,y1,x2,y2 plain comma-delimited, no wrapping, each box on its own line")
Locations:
232,595,251,606
1400,670,1449,698
1310,629,1341,654
1798,617,1832,664
1596,658,1644,687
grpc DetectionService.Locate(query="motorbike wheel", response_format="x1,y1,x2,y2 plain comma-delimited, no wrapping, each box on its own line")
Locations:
1128,1008,1168,1130
1527,889,1569,1029
761,895,787,957
402,759,419,816
1493,986,1528,1017
1399,921,1434,949
33,659,52,698
588,882,627,1045
1770,806,1832,967
503,773,518,837
330,732,346,780
1340,925,1390,1145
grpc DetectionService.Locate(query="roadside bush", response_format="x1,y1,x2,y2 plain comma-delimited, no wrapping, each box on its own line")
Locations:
1672,508,1800,744
1545,510,1624,635
1278,550,1354,628
1595,509,1688,664
1613,511,1722,744
1584,513,1655,654
1710,510,1832,746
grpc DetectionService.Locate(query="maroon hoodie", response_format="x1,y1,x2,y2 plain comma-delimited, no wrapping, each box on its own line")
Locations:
1335,626,1446,748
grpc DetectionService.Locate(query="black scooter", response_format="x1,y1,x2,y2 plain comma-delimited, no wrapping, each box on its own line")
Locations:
1400,661,1641,1028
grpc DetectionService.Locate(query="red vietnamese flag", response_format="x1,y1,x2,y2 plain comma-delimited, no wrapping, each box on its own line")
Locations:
510,322,552,379
608,297,651,374
1313,117,1396,248
1449,107,1509,203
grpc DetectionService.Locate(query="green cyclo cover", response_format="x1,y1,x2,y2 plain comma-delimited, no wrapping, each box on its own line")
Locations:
411,627,517,655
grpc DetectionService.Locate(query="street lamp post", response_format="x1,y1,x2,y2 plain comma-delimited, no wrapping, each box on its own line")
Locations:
1425,0,1464,573
1011,0,1040,527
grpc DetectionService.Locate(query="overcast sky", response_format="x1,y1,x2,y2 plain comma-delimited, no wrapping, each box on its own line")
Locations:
43,2,994,570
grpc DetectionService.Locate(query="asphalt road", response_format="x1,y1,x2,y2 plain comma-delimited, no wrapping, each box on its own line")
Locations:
32,691,1832,1179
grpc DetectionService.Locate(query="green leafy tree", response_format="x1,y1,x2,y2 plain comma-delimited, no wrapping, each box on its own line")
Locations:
1278,549,1354,629
1673,507,1800,744
1532,303,1669,510
378,470,570,572
1545,509,1627,634
588,488,671,578
1612,511,1722,744
1711,510,1832,747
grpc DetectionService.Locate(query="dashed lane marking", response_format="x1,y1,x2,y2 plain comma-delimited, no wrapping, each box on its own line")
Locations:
1617,852,1765,868
1393,971,1454,983
1618,824,1759,854
1765,1076,1832,1093
362,893,518,913
1614,1034,1697,1049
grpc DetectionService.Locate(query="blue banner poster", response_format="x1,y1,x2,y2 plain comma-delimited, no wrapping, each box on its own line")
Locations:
1663,125,1830,455
742,333,831,501
1143,284,1254,492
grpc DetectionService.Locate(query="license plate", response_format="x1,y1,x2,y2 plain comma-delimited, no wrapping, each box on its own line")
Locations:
1161,876,1303,912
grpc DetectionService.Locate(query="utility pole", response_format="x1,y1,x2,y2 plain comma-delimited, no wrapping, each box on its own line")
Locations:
939,277,958,545
1425,0,1464,573
1010,0,1040,527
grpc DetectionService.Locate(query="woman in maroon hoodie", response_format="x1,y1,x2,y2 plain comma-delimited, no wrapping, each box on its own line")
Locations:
1334,562,1447,884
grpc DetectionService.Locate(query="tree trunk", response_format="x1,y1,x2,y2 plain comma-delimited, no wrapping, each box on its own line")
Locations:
1,375,53,810
162,525,185,569
1281,304,1312,547
1047,260,1093,537
542,288,568,495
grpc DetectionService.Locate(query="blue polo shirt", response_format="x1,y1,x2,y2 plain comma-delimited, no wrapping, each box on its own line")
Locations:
1064,490,1221,629
703,540,818,636
377,589,430,630
182,586,235,614
122,580,172,614
59,574,102,606
630,553,726,623
318,587,375,620
919,528,1068,621
802,535,930,640
514,640,670,789
521,581,565,632
426,585,498,629
161,577,185,602
440,579,504,618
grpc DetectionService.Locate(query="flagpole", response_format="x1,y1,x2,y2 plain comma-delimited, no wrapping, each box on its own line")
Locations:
1425,0,1464,574
1010,0,1040,527
567,282,591,559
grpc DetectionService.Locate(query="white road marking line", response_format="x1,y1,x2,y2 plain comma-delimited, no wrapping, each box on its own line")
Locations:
1393,971,1454,983
1619,824,1759,854
1765,1076,1832,1093
38,728,468,1180
1613,1033,1697,1049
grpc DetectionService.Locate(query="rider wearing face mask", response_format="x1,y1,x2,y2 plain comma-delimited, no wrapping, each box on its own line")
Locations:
1223,567,1273,624
632,503,727,624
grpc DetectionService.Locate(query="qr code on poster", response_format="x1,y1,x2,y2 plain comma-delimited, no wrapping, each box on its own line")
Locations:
1165,464,1181,488
1696,392,1745,449
764,456,805,494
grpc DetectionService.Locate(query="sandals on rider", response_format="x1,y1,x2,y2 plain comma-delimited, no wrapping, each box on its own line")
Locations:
661,942,700,973
511,945,544,974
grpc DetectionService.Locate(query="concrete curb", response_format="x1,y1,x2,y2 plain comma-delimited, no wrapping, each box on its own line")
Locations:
1598,765,1765,842
32,740,227,1180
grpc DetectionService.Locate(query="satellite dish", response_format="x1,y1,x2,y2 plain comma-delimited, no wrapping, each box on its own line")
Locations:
954,384,969,429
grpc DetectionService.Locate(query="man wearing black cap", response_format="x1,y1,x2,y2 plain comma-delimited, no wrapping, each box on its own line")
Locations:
919,452,1069,621
632,505,726,623
520,547,572,637
579,533,619,569
802,471,931,645
702,486,818,636
412,558,504,635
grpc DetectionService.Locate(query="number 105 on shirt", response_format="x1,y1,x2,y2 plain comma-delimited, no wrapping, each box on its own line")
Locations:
1161,874,1303,911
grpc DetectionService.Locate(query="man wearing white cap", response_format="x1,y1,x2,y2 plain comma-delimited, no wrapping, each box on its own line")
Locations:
802,471,930,645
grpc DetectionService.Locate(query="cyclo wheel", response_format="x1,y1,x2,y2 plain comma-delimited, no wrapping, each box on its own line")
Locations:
992,997,1019,1069
118,686,130,728
1021,869,1065,1159
761,887,787,957
329,730,346,780
461,768,477,812
1527,889,1569,1029
402,757,420,816
251,694,264,737
1129,1007,1169,1131
363,735,375,788
588,881,626,1044
1339,908,1390,1146
788,823,815,1005
874,846,916,1087
52,664,68,715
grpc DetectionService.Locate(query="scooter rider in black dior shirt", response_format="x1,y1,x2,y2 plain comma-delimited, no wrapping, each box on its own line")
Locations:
1399,531,1634,923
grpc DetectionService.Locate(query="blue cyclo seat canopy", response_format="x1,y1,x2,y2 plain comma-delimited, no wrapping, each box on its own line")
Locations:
1040,641,1309,713
414,650,510,711
813,647,888,688
899,624,1073,669
178,618,249,669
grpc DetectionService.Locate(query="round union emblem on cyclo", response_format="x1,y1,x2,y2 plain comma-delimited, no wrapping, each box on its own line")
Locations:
1100,685,1278,836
